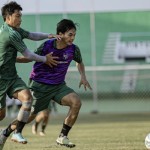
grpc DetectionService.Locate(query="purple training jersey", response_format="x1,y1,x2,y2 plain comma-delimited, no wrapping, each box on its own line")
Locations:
30,39,75,84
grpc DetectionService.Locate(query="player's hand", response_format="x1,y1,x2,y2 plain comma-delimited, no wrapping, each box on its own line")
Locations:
48,34,61,41
79,79,92,91
45,52,59,67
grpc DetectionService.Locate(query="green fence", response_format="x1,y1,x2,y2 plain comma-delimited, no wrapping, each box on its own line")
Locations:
1,11,150,113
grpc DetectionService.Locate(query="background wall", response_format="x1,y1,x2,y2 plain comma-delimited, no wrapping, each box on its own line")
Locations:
0,0,150,14
0,0,150,113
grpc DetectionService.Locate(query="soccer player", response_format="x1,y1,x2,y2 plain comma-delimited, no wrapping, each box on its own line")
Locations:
0,1,60,149
16,18,92,148
31,101,57,136
32,109,51,136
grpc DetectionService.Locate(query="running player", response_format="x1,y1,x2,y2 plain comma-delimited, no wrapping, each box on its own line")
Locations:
0,1,60,149
15,19,92,148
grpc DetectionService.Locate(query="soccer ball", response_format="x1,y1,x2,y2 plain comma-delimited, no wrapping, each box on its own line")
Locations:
145,133,150,149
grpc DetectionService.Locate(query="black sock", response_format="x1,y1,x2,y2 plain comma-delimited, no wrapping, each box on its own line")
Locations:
60,123,71,137
3,124,14,137
15,121,26,133
41,124,46,132
35,122,39,129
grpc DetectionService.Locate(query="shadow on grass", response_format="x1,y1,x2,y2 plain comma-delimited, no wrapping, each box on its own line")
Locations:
1,112,150,127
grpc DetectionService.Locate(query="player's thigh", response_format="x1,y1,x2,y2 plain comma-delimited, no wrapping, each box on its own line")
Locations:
0,94,7,110
0,107,6,120
37,109,50,119
61,92,81,107
0,79,12,109
42,109,50,115
53,84,81,106
7,77,31,101
13,89,32,102
31,90,53,114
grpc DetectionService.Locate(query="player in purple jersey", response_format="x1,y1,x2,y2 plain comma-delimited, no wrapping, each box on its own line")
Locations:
15,19,92,148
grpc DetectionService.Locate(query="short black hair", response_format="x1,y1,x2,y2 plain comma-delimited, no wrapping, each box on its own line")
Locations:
56,19,78,34
1,1,22,21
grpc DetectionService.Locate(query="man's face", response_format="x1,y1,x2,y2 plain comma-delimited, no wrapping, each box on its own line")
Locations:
61,28,76,45
6,10,22,28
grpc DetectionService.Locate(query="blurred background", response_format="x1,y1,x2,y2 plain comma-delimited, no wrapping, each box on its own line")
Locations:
1,0,150,114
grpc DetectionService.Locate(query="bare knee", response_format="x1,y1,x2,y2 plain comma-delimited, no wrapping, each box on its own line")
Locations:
69,97,82,110
14,89,32,102
20,93,32,102
71,94,82,110
62,93,82,110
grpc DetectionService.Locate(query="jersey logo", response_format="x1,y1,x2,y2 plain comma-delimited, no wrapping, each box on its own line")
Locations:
63,53,68,60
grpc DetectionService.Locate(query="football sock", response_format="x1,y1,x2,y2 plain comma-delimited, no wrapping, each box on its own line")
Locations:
15,121,26,133
60,123,71,137
41,123,46,132
3,124,14,137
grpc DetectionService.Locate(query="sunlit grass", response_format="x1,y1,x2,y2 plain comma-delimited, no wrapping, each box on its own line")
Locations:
1,113,150,150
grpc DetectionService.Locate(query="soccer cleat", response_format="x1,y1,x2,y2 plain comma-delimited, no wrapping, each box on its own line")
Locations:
0,129,7,150
56,136,76,148
39,131,45,136
11,133,27,144
32,124,37,135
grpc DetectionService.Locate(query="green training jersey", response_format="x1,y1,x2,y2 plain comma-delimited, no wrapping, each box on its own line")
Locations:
0,22,29,79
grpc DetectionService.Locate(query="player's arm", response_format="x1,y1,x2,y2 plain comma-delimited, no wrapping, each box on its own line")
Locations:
28,32,61,41
73,45,92,91
19,28,61,41
20,49,58,67
16,56,32,63
16,50,58,67
76,62,92,91
10,31,59,67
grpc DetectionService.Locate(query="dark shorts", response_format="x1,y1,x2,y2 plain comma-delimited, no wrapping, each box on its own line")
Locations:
0,77,28,109
29,80,75,114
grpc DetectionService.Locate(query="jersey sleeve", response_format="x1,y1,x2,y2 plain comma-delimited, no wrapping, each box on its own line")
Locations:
73,45,82,63
18,28,30,39
34,43,45,55
9,31,27,53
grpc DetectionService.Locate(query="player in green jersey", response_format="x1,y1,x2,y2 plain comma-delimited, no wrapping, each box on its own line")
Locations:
0,1,60,149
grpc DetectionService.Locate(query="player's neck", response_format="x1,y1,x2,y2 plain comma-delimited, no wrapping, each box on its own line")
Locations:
56,41,67,50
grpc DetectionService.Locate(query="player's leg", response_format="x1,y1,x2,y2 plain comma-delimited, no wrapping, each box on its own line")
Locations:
2,78,32,144
0,81,12,149
32,109,50,136
32,99,51,136
0,108,6,121
10,89,32,144
29,80,54,136
39,109,50,136
0,82,8,121
54,84,82,148
0,108,7,150
31,111,44,135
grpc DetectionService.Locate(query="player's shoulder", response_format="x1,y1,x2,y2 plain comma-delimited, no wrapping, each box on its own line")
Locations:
44,39,55,48
44,38,54,44
74,44,80,51
0,24,10,41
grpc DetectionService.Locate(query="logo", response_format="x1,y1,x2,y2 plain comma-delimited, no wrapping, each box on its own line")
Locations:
63,53,68,60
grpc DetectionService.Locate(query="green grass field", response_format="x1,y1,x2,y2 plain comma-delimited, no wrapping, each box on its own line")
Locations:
1,113,150,150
